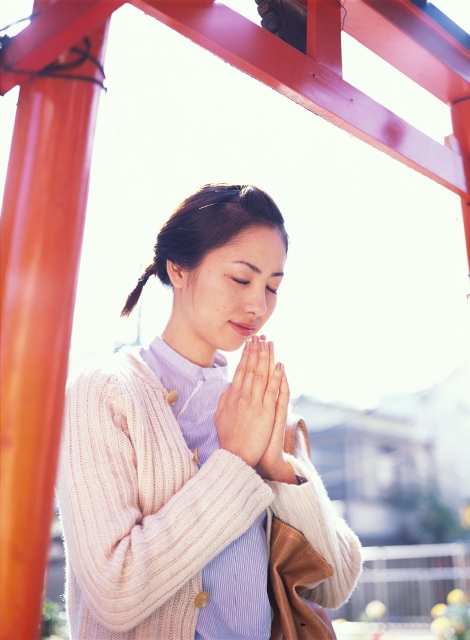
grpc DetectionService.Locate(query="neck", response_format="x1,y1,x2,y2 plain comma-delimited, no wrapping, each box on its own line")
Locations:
161,311,217,369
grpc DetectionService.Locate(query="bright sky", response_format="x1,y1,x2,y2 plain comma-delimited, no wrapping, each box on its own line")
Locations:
1,1,469,408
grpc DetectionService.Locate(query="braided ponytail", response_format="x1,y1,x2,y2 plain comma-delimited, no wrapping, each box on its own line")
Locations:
120,259,158,317
120,183,288,317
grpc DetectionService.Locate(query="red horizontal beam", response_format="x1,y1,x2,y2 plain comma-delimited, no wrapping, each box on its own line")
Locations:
343,0,470,105
0,0,123,95
2,0,467,198
132,1,468,198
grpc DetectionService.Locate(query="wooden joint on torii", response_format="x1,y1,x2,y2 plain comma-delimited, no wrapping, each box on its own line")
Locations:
306,0,343,77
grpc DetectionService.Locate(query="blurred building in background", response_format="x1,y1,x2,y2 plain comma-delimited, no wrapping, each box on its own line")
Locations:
376,365,470,517
292,396,437,546
292,363,470,547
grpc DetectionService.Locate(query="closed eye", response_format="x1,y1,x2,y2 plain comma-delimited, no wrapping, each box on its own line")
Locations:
233,278,278,295
232,278,250,285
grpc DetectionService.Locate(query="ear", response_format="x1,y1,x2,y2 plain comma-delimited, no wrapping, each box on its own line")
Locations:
166,260,184,289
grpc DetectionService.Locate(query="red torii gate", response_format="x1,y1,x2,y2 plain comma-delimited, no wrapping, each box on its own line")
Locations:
0,0,469,637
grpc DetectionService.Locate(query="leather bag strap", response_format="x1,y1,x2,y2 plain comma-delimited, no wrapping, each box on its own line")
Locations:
269,415,335,640
283,417,310,457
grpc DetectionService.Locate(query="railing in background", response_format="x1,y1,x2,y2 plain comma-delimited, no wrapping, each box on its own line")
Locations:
331,542,470,622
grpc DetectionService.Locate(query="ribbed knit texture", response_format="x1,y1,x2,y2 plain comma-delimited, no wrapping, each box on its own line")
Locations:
57,347,362,639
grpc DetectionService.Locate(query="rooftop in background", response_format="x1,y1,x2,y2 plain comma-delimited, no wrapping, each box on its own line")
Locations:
291,396,411,436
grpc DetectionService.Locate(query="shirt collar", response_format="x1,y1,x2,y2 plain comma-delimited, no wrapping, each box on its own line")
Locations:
147,336,228,383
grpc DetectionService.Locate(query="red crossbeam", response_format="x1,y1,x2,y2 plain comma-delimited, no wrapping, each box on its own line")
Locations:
2,0,468,106
132,1,468,198
0,0,123,95
2,0,467,195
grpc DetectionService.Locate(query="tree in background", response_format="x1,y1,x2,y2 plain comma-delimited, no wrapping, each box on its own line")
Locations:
397,488,467,544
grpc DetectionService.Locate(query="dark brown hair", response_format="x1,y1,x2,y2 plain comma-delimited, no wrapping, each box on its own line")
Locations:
121,183,288,316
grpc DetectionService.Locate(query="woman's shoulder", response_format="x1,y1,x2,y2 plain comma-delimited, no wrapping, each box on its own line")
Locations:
66,346,166,399
62,348,173,440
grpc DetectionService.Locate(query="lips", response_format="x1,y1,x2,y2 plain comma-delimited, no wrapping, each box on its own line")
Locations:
229,321,257,337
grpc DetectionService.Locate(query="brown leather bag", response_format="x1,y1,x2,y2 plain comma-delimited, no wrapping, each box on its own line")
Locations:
269,418,336,640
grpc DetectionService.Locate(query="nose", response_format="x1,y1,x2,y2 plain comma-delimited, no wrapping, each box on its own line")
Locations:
245,286,267,317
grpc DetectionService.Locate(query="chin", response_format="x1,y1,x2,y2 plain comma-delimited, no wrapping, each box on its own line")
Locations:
215,333,247,353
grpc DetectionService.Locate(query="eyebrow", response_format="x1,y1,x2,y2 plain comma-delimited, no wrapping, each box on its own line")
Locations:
232,260,284,277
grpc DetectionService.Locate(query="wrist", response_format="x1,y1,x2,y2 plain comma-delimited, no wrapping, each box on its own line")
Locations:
257,454,297,484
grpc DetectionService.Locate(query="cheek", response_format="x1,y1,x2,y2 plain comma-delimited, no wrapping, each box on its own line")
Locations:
214,287,240,313
267,294,277,314
191,275,238,317
257,295,277,331
264,295,278,322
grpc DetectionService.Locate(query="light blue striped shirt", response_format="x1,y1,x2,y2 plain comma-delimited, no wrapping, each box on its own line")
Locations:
140,337,271,640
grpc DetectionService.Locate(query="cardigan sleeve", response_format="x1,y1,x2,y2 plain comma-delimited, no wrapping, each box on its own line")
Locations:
265,425,362,609
56,364,274,633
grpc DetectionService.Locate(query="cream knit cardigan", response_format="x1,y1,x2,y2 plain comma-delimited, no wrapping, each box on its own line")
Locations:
57,347,362,640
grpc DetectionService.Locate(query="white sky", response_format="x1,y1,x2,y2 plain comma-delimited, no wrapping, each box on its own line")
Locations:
1,0,469,408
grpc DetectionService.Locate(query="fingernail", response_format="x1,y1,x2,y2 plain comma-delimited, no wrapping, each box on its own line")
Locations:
275,362,283,371
260,340,266,351
253,335,259,345
244,341,250,350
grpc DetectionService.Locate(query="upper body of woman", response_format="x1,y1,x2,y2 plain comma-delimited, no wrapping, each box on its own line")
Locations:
57,184,362,640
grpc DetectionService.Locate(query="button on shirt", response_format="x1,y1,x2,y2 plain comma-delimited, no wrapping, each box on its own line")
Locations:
140,337,271,640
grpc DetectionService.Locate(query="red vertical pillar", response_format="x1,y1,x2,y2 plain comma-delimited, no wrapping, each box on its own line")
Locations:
306,0,343,76
451,98,470,274
0,10,110,639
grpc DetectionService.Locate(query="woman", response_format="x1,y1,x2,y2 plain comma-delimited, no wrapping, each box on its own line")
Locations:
57,184,362,640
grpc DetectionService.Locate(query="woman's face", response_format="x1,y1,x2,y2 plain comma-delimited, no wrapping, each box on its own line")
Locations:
175,226,286,355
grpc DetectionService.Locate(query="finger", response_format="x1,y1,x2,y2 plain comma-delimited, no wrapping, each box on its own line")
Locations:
251,339,270,403
273,372,290,435
267,372,290,453
231,340,250,392
263,362,284,410
241,335,260,396
268,342,275,379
